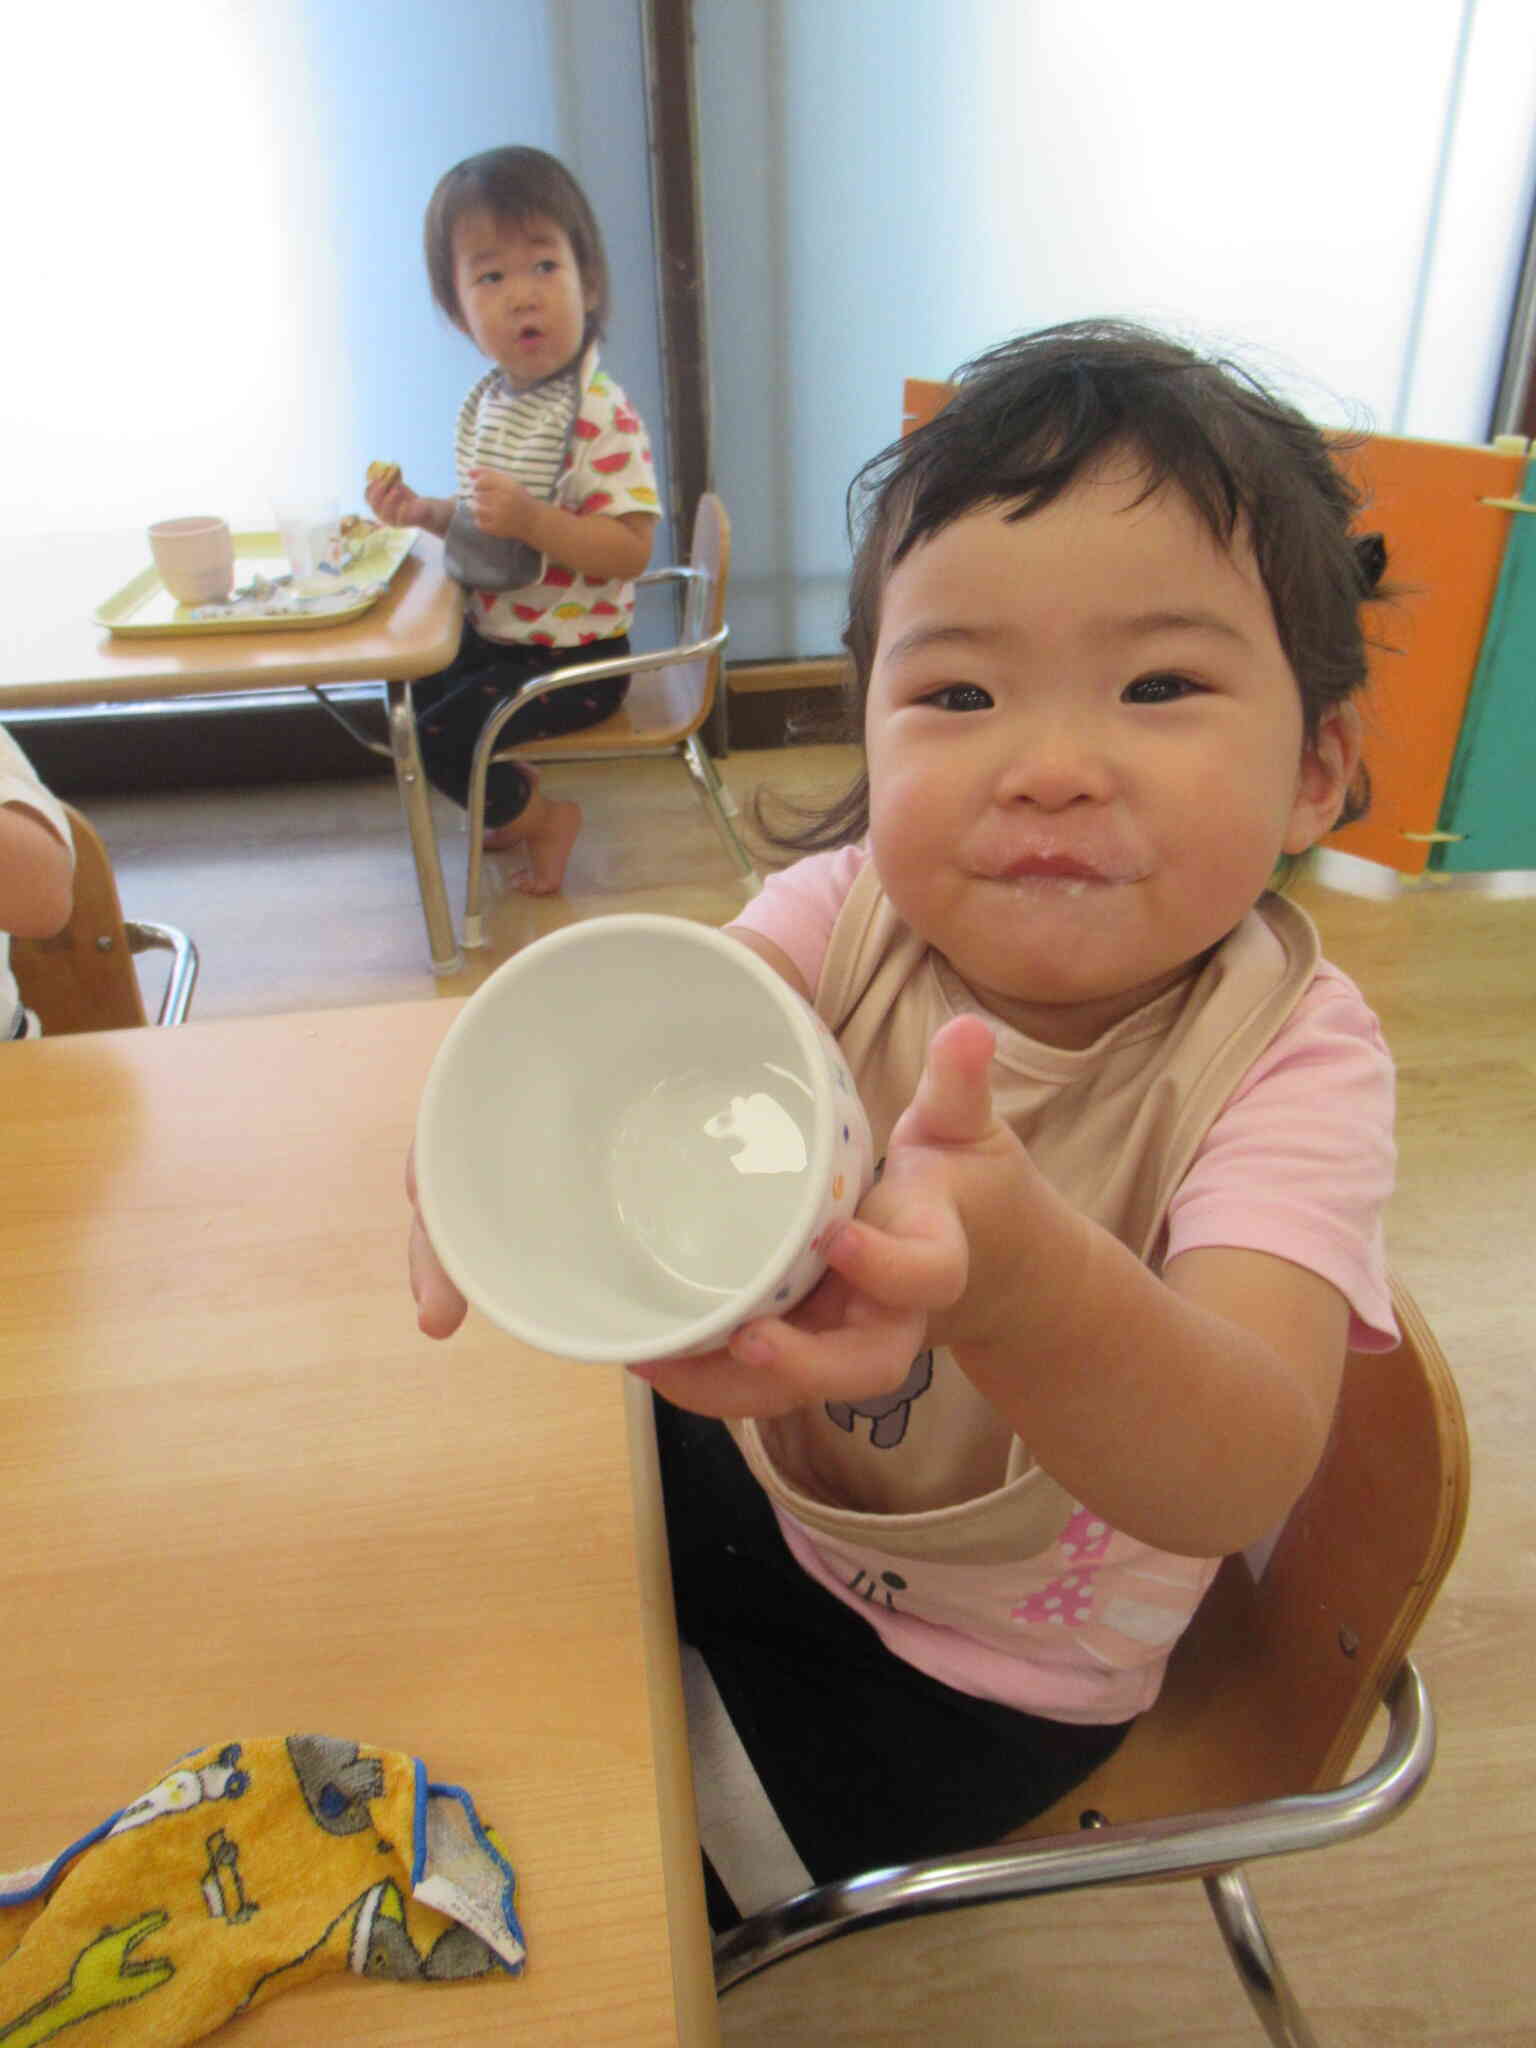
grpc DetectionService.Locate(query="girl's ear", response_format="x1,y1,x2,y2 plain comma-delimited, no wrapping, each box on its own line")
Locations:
1283,700,1365,855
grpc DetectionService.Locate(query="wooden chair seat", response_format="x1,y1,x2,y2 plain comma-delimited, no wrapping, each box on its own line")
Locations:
507,657,715,758
11,805,198,1033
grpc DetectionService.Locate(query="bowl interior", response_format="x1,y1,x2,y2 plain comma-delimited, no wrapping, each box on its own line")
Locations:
418,919,828,1360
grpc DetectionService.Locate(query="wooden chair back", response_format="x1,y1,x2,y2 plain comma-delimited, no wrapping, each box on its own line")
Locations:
12,805,150,1033
518,492,732,761
1013,1274,1470,1835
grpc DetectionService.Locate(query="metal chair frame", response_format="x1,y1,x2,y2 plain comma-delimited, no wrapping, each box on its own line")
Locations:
461,491,755,945
304,493,754,964
714,1276,1470,2045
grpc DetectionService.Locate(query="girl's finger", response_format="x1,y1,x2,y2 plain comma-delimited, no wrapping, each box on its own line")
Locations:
409,1212,467,1338
632,1352,805,1421
893,1013,998,1150
823,1196,966,1310
727,1297,929,1401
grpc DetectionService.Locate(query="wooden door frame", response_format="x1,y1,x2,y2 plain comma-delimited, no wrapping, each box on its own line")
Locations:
642,0,727,751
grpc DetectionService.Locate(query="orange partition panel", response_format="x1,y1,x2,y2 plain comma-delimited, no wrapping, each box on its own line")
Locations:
902,378,954,435
901,380,1522,876
1328,436,1523,873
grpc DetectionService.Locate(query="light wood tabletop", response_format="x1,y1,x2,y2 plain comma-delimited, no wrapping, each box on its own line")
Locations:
0,1001,719,2045
0,530,466,975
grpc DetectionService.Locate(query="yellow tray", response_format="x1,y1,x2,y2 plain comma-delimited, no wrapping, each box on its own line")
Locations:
95,526,417,636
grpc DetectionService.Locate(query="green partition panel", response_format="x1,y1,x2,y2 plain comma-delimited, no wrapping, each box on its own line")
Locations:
1435,457,1536,873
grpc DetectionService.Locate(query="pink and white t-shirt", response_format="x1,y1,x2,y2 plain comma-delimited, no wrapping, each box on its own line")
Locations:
457,347,659,649
726,846,1398,1723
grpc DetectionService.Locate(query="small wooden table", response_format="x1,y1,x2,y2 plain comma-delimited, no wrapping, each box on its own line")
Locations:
0,1003,718,2045
0,531,466,974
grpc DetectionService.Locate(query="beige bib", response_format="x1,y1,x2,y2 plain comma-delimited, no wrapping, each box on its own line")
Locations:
734,864,1319,1567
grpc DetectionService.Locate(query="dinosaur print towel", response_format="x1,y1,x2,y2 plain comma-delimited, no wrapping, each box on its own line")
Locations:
0,1735,524,2045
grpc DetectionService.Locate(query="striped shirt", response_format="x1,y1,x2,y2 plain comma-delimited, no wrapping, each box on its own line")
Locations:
454,366,581,501
453,347,660,649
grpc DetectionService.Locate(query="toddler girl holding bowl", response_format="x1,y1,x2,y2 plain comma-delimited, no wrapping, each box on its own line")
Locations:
408,319,1396,1928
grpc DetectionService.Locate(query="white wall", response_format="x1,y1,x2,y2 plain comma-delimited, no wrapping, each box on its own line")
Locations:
697,0,1536,659
1,0,354,535
0,0,668,558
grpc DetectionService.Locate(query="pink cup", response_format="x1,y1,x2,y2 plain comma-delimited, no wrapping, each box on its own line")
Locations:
148,517,235,605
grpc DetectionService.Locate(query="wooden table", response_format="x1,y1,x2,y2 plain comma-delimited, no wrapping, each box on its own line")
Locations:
0,1002,718,2045
0,531,466,975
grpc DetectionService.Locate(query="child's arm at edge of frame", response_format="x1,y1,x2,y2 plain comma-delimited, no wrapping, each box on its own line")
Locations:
0,801,73,937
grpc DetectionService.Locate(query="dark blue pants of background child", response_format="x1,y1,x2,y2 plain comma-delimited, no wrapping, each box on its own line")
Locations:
652,1396,1131,1933
411,620,631,828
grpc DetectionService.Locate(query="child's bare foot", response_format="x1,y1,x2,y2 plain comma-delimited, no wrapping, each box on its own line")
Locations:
480,764,542,850
481,817,528,852
516,797,582,895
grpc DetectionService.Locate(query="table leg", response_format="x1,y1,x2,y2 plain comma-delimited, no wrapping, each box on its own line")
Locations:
386,679,462,976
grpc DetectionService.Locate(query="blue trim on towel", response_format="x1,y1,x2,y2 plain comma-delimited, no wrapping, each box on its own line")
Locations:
425,1779,527,1960
0,1810,125,1907
411,1756,429,1885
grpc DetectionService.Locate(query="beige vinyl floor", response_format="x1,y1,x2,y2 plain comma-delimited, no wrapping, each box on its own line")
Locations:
87,743,1536,2045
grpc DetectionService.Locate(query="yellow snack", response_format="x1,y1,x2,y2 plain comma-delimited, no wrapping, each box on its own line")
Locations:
367,460,401,490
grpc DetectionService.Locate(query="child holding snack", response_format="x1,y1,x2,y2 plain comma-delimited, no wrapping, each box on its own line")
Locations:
366,146,659,895
406,321,1397,1929
2,725,74,1039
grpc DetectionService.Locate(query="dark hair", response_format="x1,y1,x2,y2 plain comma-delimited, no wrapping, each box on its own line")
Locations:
779,319,1382,850
423,145,610,343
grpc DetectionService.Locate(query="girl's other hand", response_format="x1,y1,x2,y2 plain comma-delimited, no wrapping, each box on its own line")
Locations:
405,1142,467,1339
468,465,538,539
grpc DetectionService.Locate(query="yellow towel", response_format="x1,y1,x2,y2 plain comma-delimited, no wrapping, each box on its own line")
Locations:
0,1735,524,2045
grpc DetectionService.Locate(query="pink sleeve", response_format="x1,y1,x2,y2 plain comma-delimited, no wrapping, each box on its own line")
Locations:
1163,964,1398,1351
727,844,869,993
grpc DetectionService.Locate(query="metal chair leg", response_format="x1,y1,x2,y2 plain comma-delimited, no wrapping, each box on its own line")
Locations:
125,920,200,1026
386,681,462,976
683,733,761,895
1204,1867,1321,2048
462,691,528,950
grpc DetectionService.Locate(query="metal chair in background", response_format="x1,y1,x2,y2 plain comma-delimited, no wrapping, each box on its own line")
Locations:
715,1273,1470,2046
12,803,198,1032
461,490,757,947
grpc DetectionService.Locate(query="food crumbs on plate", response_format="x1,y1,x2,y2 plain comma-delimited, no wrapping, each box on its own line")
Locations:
186,515,391,621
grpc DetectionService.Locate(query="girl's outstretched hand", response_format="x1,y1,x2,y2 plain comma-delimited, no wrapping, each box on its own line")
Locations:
635,1014,1007,1420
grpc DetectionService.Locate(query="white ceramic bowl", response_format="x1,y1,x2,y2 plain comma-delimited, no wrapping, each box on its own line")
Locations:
415,914,874,1363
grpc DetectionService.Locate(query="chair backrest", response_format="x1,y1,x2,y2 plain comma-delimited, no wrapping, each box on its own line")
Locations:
659,489,732,731
1016,1272,1470,1833
12,805,150,1033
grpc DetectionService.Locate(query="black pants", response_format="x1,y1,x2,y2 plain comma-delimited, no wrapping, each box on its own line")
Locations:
653,1398,1131,1930
411,621,631,827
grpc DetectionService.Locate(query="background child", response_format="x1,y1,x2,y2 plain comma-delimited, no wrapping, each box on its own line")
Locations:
406,321,1398,1930
1,725,74,1039
366,145,660,895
